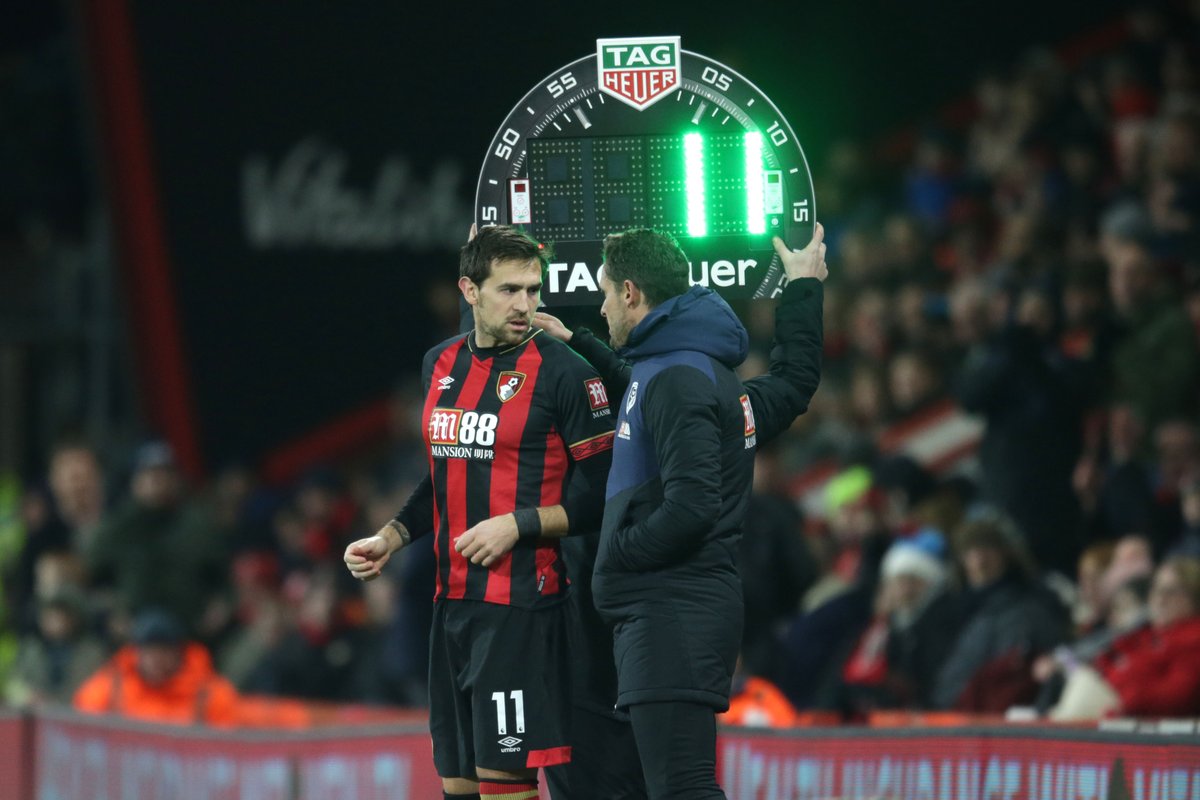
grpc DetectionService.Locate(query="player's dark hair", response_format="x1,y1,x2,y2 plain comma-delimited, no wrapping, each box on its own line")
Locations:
601,228,690,307
459,225,551,285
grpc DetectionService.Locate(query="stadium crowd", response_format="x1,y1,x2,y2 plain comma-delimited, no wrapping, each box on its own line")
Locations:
3,2,1200,726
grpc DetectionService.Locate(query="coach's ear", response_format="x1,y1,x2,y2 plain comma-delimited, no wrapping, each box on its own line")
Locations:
459,275,479,307
623,279,644,310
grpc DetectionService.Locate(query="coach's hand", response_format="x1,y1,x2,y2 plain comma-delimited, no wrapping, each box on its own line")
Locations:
343,522,403,581
533,311,573,343
455,514,520,567
773,221,828,283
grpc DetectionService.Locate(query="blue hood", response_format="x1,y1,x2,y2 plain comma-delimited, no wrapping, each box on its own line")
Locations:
620,285,749,368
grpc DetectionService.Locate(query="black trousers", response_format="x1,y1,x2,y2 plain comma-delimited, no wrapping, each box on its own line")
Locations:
628,701,725,800
544,705,648,799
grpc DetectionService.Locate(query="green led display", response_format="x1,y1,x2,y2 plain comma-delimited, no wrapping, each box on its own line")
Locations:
744,132,766,235
684,132,708,237
527,131,776,242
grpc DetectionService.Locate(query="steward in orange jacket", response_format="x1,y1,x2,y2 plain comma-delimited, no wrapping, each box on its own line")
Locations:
74,609,238,727
720,676,800,728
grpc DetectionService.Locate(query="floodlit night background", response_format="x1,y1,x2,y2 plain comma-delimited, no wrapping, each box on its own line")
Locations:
2,0,1200,797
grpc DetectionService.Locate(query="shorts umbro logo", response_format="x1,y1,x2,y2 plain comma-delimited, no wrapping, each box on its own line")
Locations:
498,736,523,752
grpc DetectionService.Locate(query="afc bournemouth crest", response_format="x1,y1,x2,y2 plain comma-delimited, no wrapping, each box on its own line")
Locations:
596,36,680,111
497,371,526,403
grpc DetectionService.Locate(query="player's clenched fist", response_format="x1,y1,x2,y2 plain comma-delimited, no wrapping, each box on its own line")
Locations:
343,527,395,581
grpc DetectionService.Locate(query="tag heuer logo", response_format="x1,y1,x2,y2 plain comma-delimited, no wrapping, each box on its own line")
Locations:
597,36,681,111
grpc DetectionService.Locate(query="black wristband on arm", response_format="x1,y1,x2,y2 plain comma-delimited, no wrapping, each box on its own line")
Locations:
512,507,542,540
386,518,412,548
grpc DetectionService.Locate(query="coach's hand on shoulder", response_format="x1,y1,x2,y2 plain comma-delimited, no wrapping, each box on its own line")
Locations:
773,221,828,283
343,521,405,581
533,311,573,343
455,514,520,568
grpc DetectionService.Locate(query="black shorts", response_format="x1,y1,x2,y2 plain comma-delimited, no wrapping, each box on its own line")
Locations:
429,598,572,777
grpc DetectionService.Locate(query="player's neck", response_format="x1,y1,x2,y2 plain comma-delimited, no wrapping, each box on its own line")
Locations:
473,327,502,349
470,327,536,352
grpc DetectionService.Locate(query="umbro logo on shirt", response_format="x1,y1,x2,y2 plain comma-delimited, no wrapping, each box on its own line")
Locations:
437,377,455,390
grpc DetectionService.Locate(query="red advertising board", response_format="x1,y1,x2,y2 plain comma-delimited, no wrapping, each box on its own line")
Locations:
718,727,1200,800
34,711,444,800
0,711,30,800
23,711,1200,800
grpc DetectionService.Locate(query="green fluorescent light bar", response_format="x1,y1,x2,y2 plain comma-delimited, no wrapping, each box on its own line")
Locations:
744,131,766,235
684,132,707,237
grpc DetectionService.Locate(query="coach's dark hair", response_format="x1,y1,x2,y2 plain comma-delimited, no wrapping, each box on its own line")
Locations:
601,228,690,307
459,225,551,284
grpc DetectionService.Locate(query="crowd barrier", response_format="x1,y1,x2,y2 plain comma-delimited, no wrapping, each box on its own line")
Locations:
3,708,1198,800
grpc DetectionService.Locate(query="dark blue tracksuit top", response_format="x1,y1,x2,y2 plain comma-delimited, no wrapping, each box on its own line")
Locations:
568,280,823,711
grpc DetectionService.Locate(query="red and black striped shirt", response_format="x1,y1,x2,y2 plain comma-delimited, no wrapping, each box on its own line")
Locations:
408,329,614,609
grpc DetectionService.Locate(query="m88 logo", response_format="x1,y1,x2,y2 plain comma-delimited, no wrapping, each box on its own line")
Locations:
428,408,499,446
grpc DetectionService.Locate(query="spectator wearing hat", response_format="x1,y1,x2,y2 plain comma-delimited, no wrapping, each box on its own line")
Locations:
5,588,107,707
827,530,961,716
775,487,892,709
84,441,226,634
808,465,889,607
74,608,239,726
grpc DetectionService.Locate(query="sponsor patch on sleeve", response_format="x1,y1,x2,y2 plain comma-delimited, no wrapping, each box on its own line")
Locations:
585,377,609,410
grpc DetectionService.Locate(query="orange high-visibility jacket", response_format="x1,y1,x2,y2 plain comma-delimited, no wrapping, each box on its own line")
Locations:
73,642,239,727
720,677,800,728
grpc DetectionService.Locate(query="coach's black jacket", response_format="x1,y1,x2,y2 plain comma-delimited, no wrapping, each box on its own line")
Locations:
570,279,823,711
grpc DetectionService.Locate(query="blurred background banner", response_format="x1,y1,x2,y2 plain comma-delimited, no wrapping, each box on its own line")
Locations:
82,1,469,481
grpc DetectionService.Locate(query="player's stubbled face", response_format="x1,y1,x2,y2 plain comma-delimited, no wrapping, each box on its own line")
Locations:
474,258,543,347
